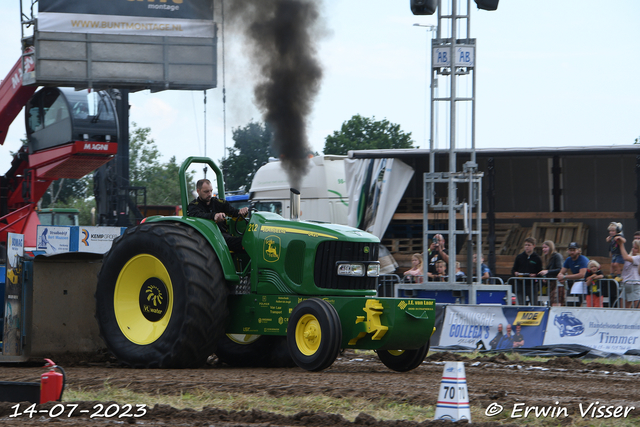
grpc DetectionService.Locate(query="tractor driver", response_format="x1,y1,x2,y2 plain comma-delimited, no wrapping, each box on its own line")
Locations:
187,178,249,253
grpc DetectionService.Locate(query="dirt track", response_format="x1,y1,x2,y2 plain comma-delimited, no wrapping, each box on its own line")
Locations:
0,350,639,426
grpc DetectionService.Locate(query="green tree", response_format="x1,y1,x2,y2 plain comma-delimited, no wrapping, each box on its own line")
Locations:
41,177,90,207
129,123,193,206
220,121,274,192
323,115,414,155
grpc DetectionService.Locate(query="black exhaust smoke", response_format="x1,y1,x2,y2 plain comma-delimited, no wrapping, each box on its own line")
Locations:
227,0,324,189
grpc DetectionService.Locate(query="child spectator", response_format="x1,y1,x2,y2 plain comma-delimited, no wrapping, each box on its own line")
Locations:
431,260,447,282
473,253,492,282
403,253,424,283
455,261,466,282
606,222,624,279
585,260,604,307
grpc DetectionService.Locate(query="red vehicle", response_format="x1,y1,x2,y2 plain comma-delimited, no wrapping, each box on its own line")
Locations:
0,52,118,247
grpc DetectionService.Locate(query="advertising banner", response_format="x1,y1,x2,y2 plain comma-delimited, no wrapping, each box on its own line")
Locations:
544,307,640,354
3,233,24,356
345,158,414,239
38,0,214,37
78,227,124,253
438,305,548,350
36,226,71,254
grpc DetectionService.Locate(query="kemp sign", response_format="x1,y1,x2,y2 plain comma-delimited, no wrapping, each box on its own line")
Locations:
38,0,214,37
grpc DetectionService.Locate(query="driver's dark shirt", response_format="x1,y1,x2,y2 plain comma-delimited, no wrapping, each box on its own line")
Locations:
187,197,244,252
187,196,240,234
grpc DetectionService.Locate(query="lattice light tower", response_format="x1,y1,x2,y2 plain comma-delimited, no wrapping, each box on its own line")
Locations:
415,0,498,288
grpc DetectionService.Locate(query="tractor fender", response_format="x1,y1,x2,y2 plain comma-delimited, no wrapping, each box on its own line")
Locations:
142,216,240,284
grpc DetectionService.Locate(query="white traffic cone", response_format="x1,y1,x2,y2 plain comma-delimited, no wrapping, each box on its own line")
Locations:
434,361,471,422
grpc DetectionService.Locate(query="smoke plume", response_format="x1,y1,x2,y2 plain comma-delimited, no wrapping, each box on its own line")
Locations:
227,0,324,189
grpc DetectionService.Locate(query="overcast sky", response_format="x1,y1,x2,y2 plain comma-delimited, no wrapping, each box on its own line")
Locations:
1,1,639,176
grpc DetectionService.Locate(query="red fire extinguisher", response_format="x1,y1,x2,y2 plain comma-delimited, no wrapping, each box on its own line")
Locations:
40,358,66,404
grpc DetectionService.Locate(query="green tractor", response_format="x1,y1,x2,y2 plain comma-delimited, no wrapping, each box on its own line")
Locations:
95,157,435,371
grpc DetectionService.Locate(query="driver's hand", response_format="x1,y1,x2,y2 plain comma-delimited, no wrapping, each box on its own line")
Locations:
239,207,249,217
214,212,226,223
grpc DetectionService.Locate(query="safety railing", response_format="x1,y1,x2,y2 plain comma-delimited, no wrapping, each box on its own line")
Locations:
507,276,625,307
378,274,402,297
377,274,505,298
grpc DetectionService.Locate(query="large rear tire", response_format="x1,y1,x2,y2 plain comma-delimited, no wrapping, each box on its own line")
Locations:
215,334,295,368
376,340,430,372
96,223,228,368
287,298,342,372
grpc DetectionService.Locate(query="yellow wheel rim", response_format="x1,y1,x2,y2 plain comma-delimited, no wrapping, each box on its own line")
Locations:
227,334,261,345
114,254,173,345
295,313,322,356
388,350,405,356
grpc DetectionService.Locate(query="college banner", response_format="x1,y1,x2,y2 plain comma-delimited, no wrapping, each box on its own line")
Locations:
544,307,640,354
438,305,548,350
38,0,214,37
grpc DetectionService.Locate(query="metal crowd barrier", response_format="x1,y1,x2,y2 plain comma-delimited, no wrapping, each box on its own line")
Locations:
377,273,506,299
507,276,625,307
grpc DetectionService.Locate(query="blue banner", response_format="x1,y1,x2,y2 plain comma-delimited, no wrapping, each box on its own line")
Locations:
438,305,548,350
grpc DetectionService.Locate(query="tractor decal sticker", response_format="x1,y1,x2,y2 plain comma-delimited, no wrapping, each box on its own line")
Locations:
261,225,338,240
263,235,281,262
139,277,168,322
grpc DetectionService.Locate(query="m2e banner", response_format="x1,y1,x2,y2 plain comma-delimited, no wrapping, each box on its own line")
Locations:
38,0,214,37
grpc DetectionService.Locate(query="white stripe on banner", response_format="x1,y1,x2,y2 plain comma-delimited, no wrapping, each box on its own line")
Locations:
38,12,214,38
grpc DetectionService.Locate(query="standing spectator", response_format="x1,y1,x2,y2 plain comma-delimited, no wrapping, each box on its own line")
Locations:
606,222,624,279
634,231,640,241
557,242,589,306
616,236,640,308
426,234,449,278
403,253,424,283
511,237,543,305
584,260,604,308
538,240,565,306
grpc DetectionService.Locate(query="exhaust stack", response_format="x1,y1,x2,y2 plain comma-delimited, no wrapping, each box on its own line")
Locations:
290,188,300,220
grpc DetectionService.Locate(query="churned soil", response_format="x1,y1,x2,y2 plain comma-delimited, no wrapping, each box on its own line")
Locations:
0,350,638,426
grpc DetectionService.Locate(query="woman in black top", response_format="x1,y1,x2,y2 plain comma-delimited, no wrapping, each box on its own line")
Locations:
538,240,565,306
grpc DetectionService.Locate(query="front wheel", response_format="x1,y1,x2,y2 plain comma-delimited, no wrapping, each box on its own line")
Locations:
95,223,228,368
287,298,342,372
376,340,430,372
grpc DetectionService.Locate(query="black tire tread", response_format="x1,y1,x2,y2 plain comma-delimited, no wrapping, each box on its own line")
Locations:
376,340,430,372
96,222,228,368
287,298,342,372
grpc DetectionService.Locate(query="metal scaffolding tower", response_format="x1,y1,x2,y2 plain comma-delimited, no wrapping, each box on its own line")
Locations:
424,0,484,290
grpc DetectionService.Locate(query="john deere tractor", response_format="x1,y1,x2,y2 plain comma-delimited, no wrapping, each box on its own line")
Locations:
95,157,435,371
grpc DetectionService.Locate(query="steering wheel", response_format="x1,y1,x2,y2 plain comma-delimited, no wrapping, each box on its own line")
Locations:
231,212,251,236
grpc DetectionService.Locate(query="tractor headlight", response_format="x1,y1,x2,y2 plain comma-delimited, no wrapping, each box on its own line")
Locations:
336,262,380,277
337,263,364,277
367,263,380,277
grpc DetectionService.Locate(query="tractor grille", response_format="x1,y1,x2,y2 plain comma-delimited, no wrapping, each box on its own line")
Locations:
314,241,378,290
